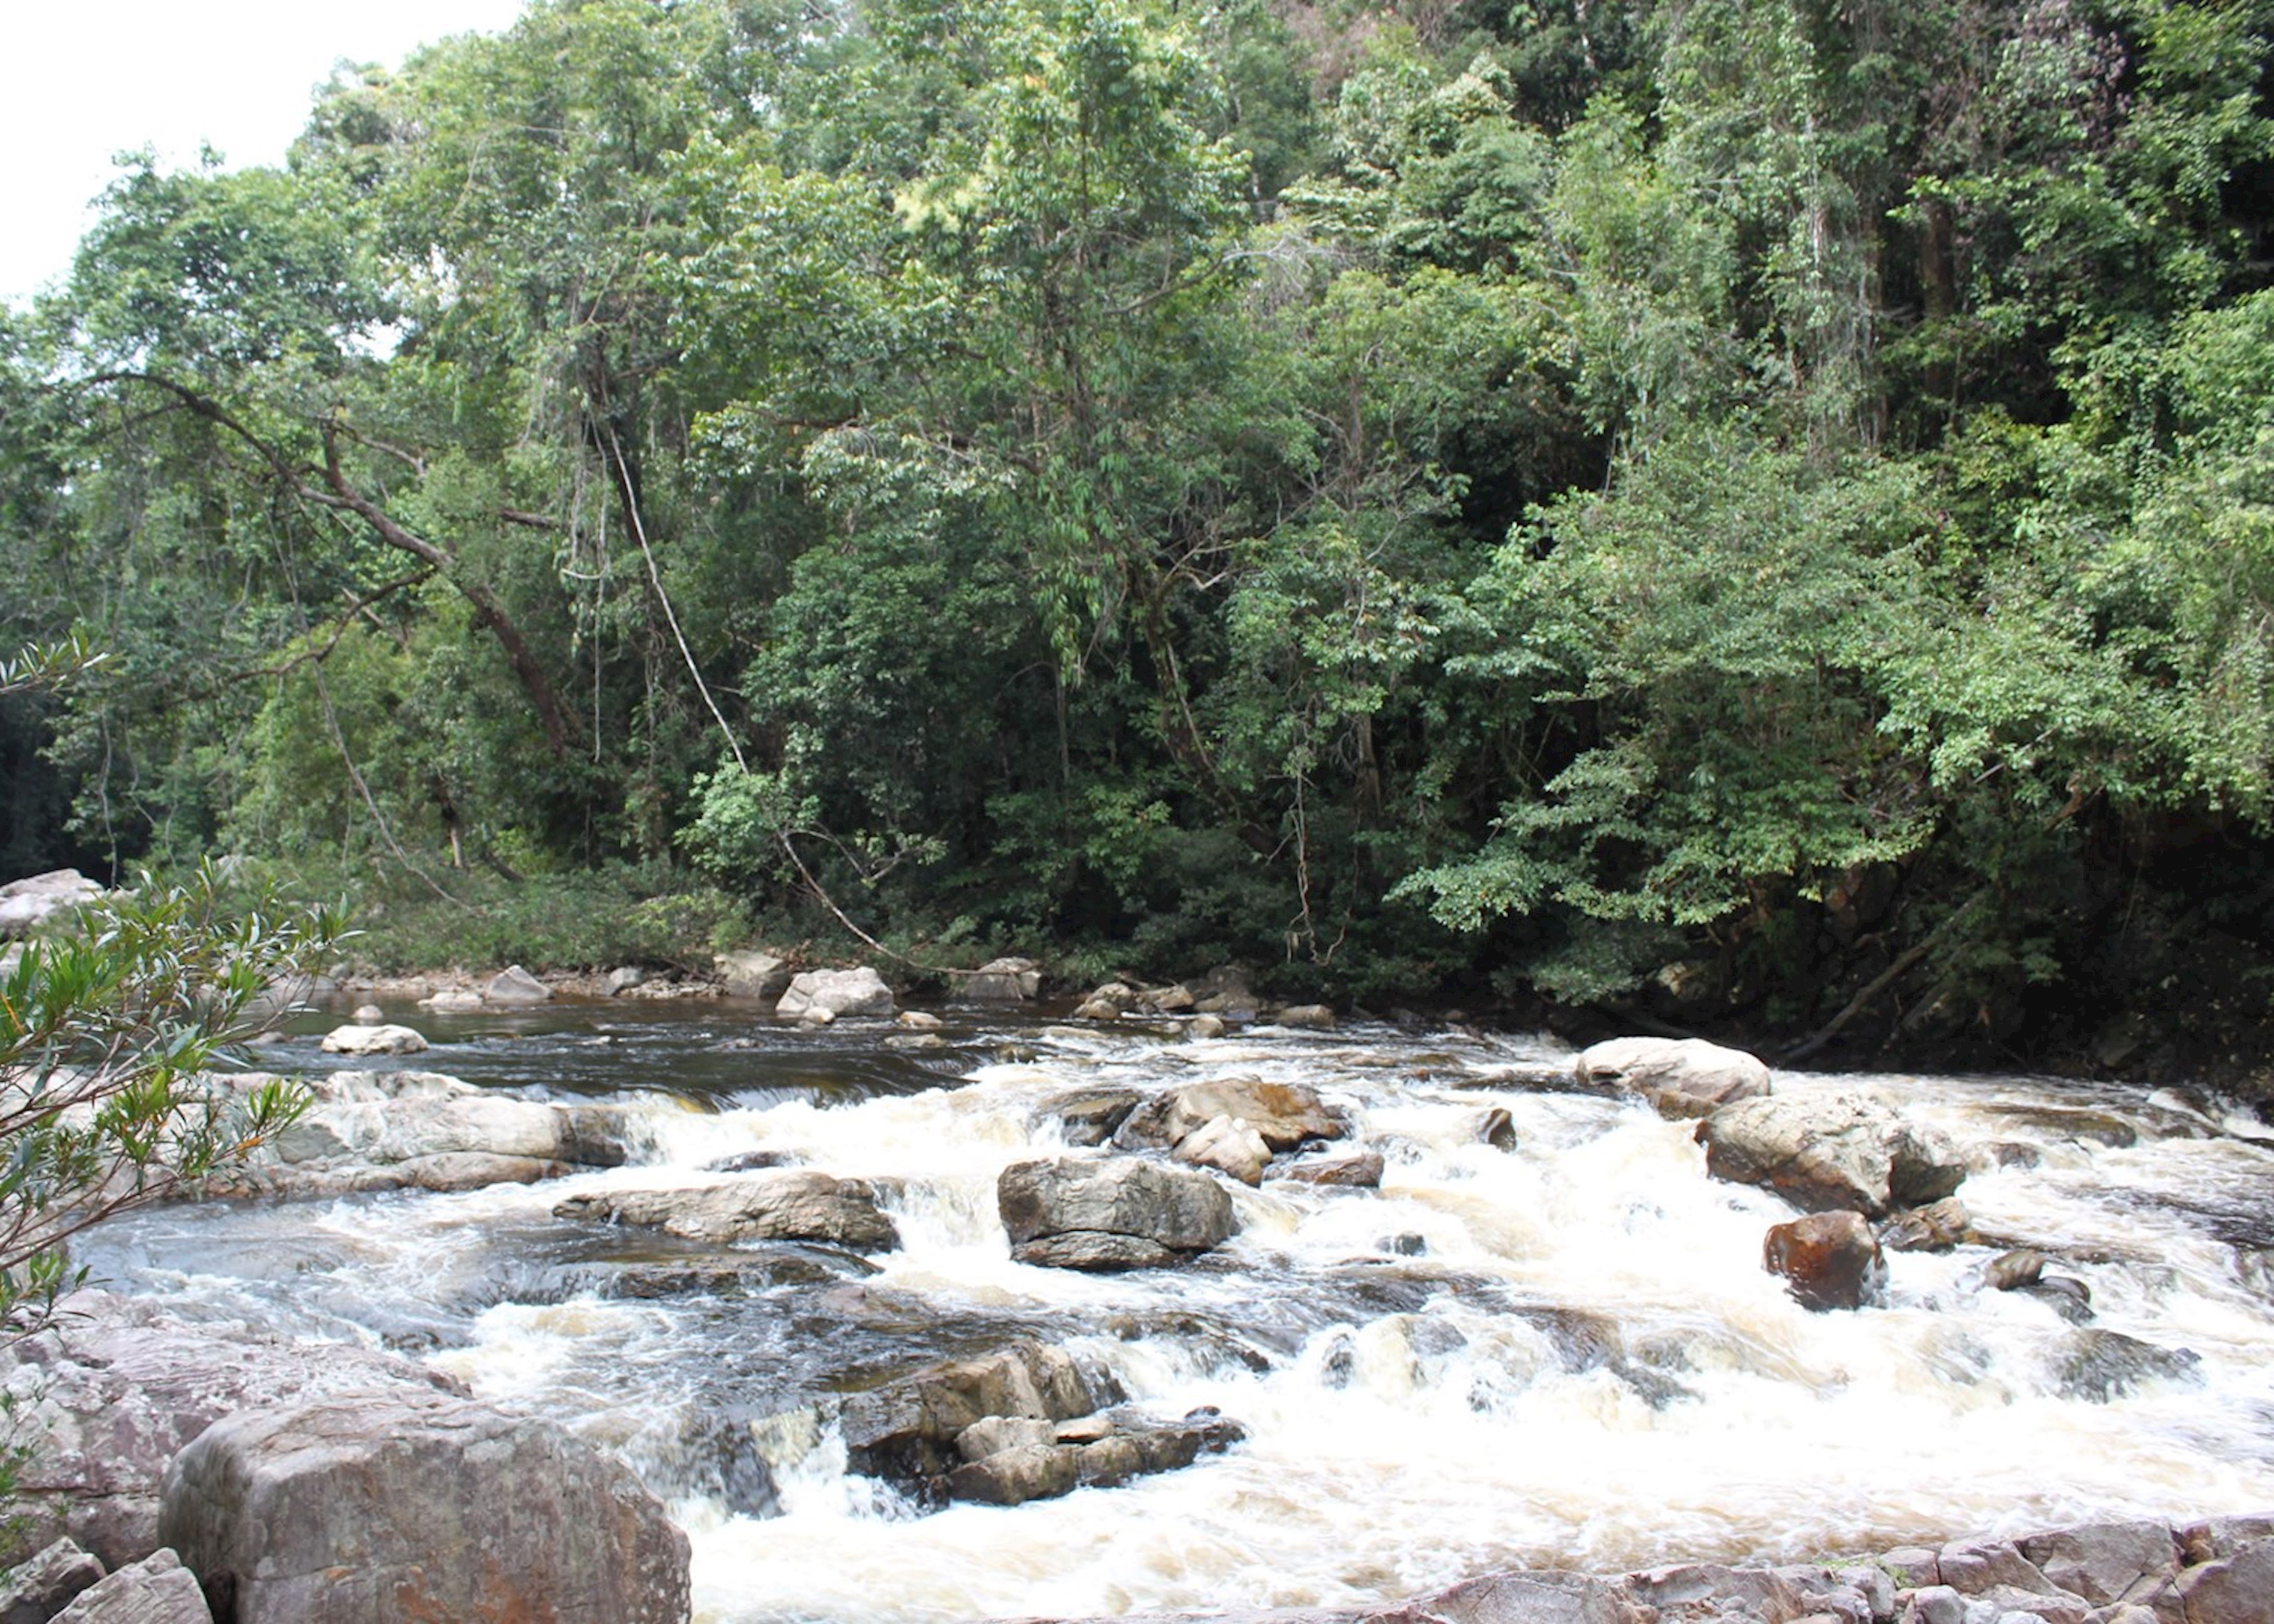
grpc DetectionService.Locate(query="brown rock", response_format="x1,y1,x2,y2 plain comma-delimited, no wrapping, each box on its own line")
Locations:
1278,1151,1386,1188
1762,1211,1886,1310
1878,1196,1971,1252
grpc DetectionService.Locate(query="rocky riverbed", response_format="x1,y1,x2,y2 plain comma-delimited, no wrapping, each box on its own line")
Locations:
22,994,2274,1622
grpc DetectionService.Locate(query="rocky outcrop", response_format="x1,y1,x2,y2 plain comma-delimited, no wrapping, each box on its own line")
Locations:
316,1023,428,1056
949,1409,1246,1508
1575,1037,1773,1120
242,1071,643,1197
554,1170,900,1251
963,957,1043,1002
775,967,895,1020
1762,1210,1886,1310
0,1298,466,1570
160,1390,690,1624
0,871,106,937
999,1158,1237,1270
483,963,553,1004
1696,1094,1965,1217
714,950,793,1000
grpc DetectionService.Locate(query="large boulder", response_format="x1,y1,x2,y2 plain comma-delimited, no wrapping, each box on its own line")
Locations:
1576,1037,1772,1120
1115,1077,1346,1155
317,1024,428,1057
963,957,1043,1003
774,967,894,1020
713,950,792,1000
1762,1211,1886,1310
999,1158,1237,1271
554,1170,900,1251
0,1299,465,1570
160,1390,690,1624
47,1549,208,1624
1696,1094,1964,1216
483,964,552,1005
245,1073,641,1197
0,871,105,937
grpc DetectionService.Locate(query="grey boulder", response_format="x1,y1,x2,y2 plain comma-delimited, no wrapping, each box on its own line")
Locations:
0,1536,105,1622
999,1157,1237,1271
963,957,1043,1002
1697,1093,1965,1216
317,1024,428,1057
483,963,553,1004
713,950,792,999
775,967,894,1019
160,1390,689,1624
555,1170,900,1251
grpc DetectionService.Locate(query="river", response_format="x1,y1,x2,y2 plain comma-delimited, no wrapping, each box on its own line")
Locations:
71,1000,2274,1622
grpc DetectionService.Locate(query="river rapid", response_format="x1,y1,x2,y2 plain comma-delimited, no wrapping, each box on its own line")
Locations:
72,1001,2274,1623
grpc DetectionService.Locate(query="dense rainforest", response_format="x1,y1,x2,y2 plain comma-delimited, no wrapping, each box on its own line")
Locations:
4,0,2273,1080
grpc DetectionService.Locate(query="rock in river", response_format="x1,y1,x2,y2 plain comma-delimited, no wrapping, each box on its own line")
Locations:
317,1023,428,1057
160,1389,690,1624
1576,1036,1772,1120
1697,1093,1965,1217
999,1157,1237,1270
1115,1076,1345,1154
774,966,895,1020
1763,1210,1886,1310
555,1170,901,1251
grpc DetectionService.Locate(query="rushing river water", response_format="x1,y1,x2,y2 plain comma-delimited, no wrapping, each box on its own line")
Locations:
72,1000,2274,1622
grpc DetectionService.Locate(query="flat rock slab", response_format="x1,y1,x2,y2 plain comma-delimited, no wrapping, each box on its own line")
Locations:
555,1170,901,1251
160,1390,690,1624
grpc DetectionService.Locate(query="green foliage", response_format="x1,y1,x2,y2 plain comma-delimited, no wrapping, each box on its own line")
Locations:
10,0,2274,1045
0,870,336,1335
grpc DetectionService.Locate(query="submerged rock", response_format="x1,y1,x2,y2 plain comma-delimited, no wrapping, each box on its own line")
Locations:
1763,1210,1886,1310
999,1158,1237,1270
775,966,894,1020
1576,1036,1772,1120
160,1389,690,1624
2055,1330,2204,1402
1698,1093,1965,1216
555,1171,900,1251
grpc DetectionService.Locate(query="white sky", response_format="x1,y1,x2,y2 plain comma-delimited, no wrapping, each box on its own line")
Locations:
2,1,532,307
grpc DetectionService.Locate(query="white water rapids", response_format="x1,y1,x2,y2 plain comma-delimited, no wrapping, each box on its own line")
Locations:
76,1013,2274,1622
